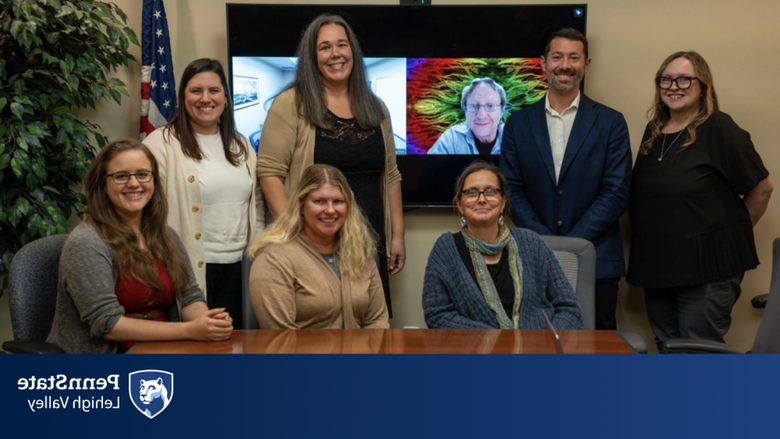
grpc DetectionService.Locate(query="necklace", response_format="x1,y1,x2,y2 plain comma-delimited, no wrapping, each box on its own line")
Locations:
658,129,686,161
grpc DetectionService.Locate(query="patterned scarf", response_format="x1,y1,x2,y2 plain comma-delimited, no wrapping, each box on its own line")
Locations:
461,226,524,329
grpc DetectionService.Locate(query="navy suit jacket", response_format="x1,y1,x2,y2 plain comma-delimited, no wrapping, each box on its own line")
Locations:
500,93,632,279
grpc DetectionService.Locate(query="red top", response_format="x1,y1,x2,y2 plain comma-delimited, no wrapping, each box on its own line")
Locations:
114,260,175,353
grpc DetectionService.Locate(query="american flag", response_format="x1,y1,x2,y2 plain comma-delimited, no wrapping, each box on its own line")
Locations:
140,0,176,140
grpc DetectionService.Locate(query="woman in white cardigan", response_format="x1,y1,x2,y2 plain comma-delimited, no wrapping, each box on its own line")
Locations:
144,59,264,329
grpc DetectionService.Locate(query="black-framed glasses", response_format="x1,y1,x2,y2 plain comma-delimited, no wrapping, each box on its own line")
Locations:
657,76,698,90
106,171,154,184
464,103,503,113
461,188,502,201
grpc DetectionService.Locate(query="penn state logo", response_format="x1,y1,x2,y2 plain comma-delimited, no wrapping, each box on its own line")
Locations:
128,370,174,419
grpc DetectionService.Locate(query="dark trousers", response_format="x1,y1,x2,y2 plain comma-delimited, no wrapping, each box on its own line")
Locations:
595,278,619,330
206,261,243,330
644,273,743,353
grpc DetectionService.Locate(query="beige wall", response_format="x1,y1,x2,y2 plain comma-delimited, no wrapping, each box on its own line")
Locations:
3,0,779,352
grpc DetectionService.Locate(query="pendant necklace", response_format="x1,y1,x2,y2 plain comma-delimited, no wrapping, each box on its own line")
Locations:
658,129,686,162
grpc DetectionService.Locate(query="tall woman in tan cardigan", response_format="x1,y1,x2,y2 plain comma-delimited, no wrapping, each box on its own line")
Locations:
248,165,389,329
256,14,404,316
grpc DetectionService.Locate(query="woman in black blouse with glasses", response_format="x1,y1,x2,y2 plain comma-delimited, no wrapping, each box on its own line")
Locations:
627,51,773,352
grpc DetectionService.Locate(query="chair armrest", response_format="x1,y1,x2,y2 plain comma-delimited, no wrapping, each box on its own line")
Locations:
751,294,768,309
617,331,648,354
662,338,743,354
2,339,65,354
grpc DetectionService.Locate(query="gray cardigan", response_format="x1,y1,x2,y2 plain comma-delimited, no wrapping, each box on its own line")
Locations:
46,222,206,353
423,228,583,330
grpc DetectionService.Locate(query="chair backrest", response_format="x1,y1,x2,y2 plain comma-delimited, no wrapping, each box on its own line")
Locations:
751,237,780,353
7,234,69,340
539,235,596,330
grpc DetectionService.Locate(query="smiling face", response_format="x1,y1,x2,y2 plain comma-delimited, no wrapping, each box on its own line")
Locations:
456,170,506,229
465,84,503,144
659,56,701,118
301,183,348,251
542,37,591,95
183,72,226,135
105,149,154,227
316,24,353,88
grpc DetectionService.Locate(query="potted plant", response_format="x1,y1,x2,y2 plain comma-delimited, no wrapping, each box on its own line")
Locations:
0,0,138,296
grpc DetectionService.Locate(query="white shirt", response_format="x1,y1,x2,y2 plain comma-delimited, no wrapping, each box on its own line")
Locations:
545,91,581,183
193,133,252,264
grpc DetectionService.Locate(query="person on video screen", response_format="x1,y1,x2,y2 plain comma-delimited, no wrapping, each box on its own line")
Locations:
428,78,506,155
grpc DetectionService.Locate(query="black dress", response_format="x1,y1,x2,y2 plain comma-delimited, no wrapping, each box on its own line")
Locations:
314,111,392,315
627,111,768,289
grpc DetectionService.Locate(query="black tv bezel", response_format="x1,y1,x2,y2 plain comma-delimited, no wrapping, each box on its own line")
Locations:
226,4,587,207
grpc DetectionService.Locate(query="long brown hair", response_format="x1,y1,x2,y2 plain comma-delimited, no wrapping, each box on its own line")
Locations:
248,164,376,280
640,51,720,156
165,58,249,166
83,139,191,301
285,14,386,131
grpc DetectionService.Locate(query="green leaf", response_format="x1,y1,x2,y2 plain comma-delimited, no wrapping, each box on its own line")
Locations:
10,158,22,178
8,208,21,227
0,97,7,113
31,188,45,203
125,27,139,46
55,131,68,147
33,162,47,179
49,0,62,11
90,82,103,100
16,197,30,216
26,173,38,190
47,206,59,217
68,74,79,90
39,220,47,237
0,143,5,155
0,212,8,225
87,63,100,78
53,214,69,226
0,126,7,139
115,7,128,24
39,94,50,110
16,135,29,152
56,224,67,234
0,154,10,170
27,123,44,138
10,21,24,38
10,102,25,120
20,234,28,247
43,185,61,195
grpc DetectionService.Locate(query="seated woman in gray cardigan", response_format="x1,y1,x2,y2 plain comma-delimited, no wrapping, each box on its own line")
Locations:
46,139,233,353
422,161,583,330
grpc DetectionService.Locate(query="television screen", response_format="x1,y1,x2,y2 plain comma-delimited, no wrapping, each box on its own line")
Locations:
227,4,587,206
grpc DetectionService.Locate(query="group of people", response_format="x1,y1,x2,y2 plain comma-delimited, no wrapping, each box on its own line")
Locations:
45,17,771,353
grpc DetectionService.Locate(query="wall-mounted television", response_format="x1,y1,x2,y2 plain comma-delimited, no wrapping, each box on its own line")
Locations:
226,4,587,207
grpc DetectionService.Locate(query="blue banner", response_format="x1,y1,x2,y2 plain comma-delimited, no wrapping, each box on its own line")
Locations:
1,355,775,437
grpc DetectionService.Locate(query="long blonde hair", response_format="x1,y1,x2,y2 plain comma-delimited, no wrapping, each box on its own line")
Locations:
248,164,377,279
640,51,720,156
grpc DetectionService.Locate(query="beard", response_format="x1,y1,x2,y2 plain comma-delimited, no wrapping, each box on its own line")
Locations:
547,68,583,93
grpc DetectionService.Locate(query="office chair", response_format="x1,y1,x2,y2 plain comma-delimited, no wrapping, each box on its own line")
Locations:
2,234,68,354
663,237,780,354
540,235,648,353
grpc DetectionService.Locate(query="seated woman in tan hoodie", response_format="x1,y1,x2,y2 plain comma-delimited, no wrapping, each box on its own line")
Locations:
248,164,389,329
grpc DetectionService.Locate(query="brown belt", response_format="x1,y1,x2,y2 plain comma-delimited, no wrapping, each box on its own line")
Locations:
125,309,165,320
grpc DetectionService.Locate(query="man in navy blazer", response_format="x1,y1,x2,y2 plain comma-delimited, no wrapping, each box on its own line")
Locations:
500,28,632,330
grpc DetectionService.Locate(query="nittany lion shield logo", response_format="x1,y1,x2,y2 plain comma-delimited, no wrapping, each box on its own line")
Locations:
129,370,174,419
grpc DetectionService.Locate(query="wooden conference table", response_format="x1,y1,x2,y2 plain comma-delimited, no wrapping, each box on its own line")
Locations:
128,329,635,354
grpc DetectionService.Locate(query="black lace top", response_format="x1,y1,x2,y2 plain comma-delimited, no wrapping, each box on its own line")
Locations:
314,111,391,312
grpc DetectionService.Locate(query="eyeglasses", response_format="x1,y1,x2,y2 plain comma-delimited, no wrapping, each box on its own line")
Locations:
464,103,503,113
657,76,698,90
461,188,502,201
106,171,154,184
